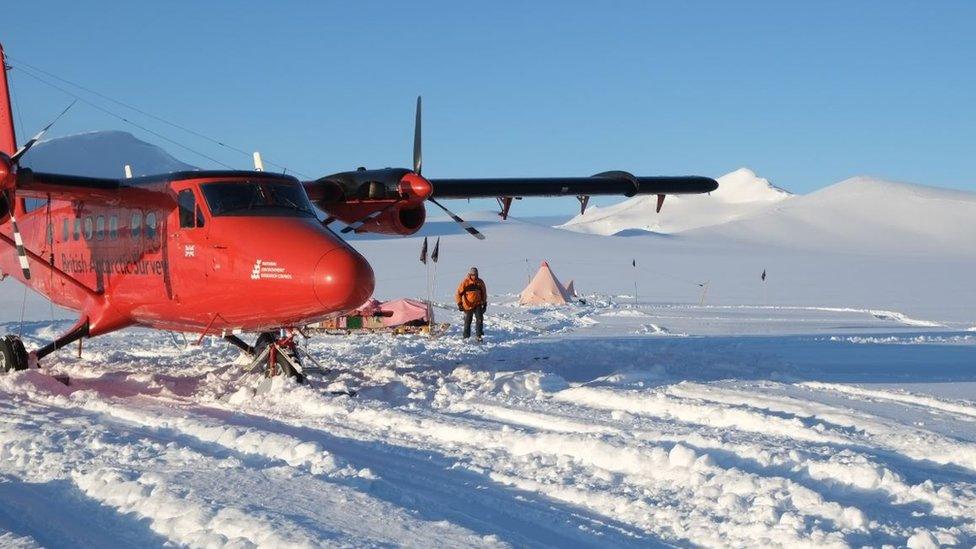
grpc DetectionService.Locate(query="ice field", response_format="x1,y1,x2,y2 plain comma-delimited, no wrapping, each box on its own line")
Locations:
1,132,974,547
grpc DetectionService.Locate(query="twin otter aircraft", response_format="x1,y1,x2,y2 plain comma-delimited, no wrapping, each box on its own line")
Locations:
0,43,718,378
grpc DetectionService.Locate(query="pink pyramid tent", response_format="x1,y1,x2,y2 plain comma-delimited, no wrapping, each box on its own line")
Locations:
519,261,571,305
565,279,577,297
353,298,383,316
379,298,430,327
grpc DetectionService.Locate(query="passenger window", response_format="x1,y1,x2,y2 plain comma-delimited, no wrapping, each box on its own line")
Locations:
131,212,143,238
178,189,196,228
73,218,80,241
24,198,47,213
146,212,157,239
96,216,105,240
62,218,69,242
83,217,94,240
109,216,119,240
196,206,205,228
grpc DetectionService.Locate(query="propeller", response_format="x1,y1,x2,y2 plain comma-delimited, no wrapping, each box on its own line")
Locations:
339,200,402,234
413,96,422,175
2,100,77,281
428,198,485,240
2,188,30,280
336,96,485,240
11,100,75,164
411,96,485,240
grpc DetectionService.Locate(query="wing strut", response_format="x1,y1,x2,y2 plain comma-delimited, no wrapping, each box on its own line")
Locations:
577,195,590,215
497,197,514,220
0,230,101,298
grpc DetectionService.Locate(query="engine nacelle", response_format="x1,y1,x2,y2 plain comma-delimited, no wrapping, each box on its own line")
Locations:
363,203,426,235
325,202,427,236
308,167,432,236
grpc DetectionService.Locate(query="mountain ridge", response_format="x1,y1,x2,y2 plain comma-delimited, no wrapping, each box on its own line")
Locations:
24,130,197,178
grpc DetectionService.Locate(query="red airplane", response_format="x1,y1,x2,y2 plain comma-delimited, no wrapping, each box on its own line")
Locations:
0,43,717,379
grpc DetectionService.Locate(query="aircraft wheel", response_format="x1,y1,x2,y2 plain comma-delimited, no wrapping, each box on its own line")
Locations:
0,335,29,373
254,332,306,383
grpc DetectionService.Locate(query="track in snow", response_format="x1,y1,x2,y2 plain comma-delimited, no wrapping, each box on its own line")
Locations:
1,302,975,548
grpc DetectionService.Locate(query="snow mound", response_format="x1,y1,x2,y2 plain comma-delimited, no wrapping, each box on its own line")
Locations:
635,323,681,336
23,130,197,178
489,371,569,398
708,167,793,204
694,176,976,255
560,167,791,235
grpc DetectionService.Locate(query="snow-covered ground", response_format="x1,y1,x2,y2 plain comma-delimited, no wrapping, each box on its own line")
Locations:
1,301,975,548
1,132,974,547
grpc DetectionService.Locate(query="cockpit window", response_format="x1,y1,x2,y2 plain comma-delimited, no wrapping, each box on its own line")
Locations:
201,181,315,218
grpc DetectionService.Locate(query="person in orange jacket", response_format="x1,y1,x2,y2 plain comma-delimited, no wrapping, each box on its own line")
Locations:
456,267,487,341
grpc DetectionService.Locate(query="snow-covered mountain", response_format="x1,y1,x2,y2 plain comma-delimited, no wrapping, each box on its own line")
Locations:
560,166,976,257
560,168,792,235
23,130,197,178
692,176,976,255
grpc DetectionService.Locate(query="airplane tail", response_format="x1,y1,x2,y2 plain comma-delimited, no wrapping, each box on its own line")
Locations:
0,44,18,157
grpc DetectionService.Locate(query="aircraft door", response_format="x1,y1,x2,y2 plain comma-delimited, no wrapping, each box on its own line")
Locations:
167,184,210,303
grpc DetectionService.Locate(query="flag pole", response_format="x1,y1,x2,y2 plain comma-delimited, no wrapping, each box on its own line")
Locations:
431,238,441,334
419,237,432,335
428,262,434,334
632,259,638,308
760,268,767,305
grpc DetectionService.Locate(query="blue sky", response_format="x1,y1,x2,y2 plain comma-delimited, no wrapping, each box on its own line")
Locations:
5,1,975,215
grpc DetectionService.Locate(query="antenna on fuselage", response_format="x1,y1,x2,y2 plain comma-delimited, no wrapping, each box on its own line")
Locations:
252,152,264,172
123,164,132,179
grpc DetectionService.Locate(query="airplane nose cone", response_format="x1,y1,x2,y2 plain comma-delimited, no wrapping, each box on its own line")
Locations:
314,247,375,312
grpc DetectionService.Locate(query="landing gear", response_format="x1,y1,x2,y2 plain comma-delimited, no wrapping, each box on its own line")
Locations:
249,332,307,383
0,335,28,373
0,322,87,384
228,331,354,395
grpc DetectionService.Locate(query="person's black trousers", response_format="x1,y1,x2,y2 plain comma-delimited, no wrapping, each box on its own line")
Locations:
463,307,484,339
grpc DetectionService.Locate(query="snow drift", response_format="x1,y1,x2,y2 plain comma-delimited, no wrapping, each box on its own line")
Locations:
692,176,976,255
561,168,792,235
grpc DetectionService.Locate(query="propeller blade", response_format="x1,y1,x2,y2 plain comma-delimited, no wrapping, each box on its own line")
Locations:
4,192,30,280
413,96,422,175
11,100,77,164
339,201,401,234
428,198,485,240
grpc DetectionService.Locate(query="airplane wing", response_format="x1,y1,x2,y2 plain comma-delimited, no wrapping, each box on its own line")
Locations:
302,96,719,236
427,173,718,199
12,170,170,206
306,168,718,237
15,170,122,202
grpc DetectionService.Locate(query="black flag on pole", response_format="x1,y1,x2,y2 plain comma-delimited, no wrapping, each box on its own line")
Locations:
420,237,428,264
431,237,440,263
761,269,767,282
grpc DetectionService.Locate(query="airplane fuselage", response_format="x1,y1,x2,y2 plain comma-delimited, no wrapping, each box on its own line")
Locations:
0,171,374,336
